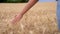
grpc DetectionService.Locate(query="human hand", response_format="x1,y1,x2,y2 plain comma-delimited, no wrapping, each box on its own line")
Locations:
10,14,23,25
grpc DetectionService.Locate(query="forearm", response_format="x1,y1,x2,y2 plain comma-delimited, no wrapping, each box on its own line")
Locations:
11,0,38,24
20,0,38,15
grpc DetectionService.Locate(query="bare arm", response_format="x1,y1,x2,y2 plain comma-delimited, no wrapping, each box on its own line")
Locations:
11,0,38,24
20,0,38,15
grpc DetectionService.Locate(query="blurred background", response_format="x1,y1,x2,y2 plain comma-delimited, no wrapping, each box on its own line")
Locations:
0,0,59,34
0,0,29,3
0,0,57,3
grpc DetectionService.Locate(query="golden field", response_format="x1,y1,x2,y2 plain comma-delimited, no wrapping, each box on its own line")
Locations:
0,2,59,34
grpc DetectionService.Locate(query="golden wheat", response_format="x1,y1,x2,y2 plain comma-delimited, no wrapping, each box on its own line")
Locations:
0,2,59,34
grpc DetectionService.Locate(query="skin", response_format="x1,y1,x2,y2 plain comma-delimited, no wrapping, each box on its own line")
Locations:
10,0,60,31
11,0,38,24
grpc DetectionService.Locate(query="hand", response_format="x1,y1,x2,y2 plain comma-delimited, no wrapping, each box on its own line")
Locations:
10,14,23,25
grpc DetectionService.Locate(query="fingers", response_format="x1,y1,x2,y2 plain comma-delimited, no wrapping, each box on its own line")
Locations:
11,14,23,25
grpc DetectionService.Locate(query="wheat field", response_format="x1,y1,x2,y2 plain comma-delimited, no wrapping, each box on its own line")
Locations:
0,2,59,34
